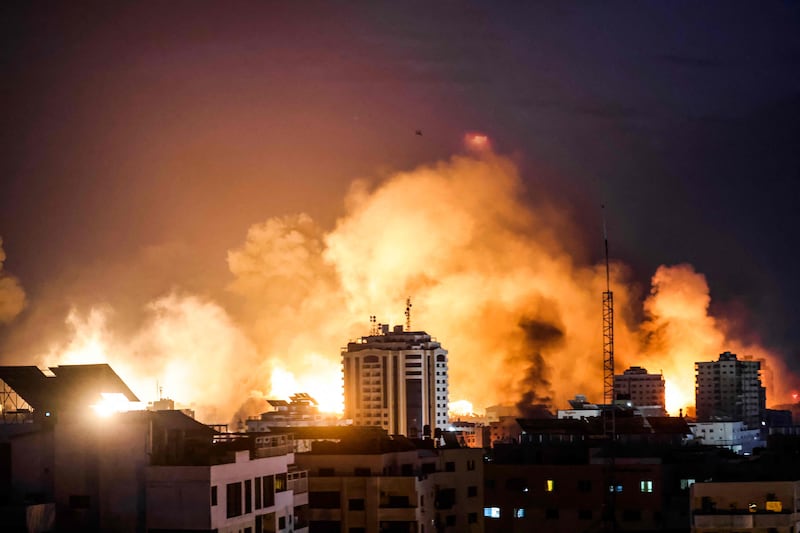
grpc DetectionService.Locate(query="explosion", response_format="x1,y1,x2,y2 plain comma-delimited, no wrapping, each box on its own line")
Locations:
5,151,796,423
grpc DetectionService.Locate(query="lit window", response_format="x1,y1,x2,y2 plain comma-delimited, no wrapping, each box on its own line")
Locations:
546,479,555,492
514,508,525,518
483,507,500,518
640,480,653,493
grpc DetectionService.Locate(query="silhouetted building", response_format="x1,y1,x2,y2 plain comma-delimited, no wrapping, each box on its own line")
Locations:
343,324,448,438
246,392,342,432
0,364,308,533
295,429,484,532
695,351,765,428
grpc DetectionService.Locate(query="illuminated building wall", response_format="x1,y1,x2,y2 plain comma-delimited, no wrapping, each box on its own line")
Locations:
342,325,448,438
614,366,666,410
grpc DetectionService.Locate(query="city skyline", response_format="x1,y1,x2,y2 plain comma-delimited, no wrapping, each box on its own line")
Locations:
1,3,799,423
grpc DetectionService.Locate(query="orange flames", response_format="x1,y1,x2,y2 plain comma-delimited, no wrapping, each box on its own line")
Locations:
23,151,798,423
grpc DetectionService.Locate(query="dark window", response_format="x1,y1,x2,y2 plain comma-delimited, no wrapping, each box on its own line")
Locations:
485,479,496,489
310,491,341,509
278,516,286,529
255,477,262,510
69,495,90,509
310,521,341,533
545,508,559,520
435,488,455,510
226,482,242,518
401,463,413,476
275,473,288,492
349,498,365,511
245,479,252,514
623,509,642,521
505,477,527,491
467,486,478,497
262,475,275,508
445,515,456,526
422,463,436,475
211,486,217,506
467,459,476,471
387,495,411,508
578,479,592,492
579,509,592,520
445,461,456,472
354,467,371,476
437,354,446,362
319,467,336,477
468,512,477,523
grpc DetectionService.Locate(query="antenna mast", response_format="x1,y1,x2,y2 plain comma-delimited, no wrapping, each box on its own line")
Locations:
602,206,615,407
405,298,412,331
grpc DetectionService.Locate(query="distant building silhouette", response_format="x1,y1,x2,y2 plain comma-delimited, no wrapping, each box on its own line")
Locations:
695,351,765,428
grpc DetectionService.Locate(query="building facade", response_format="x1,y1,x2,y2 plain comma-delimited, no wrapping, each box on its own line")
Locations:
689,421,764,455
295,436,484,533
695,351,766,428
342,325,448,438
613,366,666,411
691,480,800,532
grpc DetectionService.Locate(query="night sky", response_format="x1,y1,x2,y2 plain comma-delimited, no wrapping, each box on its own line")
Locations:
2,3,799,372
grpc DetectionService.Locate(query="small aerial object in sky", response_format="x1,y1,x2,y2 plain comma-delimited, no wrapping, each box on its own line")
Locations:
464,132,490,151
415,129,423,136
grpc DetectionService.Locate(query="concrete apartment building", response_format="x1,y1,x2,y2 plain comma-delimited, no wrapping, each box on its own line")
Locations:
691,480,800,532
0,364,308,533
294,433,484,533
342,324,449,438
614,366,666,412
689,420,764,455
695,351,766,428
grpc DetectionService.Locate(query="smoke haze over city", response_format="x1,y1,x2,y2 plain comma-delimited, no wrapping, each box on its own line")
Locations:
1,2,799,424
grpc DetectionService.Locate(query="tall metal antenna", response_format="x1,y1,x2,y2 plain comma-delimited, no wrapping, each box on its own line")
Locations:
602,206,615,407
601,205,618,533
405,297,412,331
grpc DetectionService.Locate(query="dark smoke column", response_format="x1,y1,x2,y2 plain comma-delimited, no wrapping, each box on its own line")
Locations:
342,324,449,438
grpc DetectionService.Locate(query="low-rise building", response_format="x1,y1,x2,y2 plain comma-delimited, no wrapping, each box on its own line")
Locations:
295,431,484,532
689,421,764,455
690,480,800,532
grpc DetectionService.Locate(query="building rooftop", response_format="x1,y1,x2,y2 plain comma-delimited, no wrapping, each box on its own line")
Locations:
0,364,138,412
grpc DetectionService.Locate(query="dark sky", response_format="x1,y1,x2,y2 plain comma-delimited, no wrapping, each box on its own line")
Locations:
1,2,799,362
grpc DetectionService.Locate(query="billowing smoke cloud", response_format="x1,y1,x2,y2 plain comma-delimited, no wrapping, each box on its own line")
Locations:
12,151,797,423
0,237,26,324
636,264,796,415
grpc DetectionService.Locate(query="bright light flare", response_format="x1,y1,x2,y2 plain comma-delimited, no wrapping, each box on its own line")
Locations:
449,399,474,417
90,392,144,417
269,356,343,414
664,378,693,417
464,132,491,151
